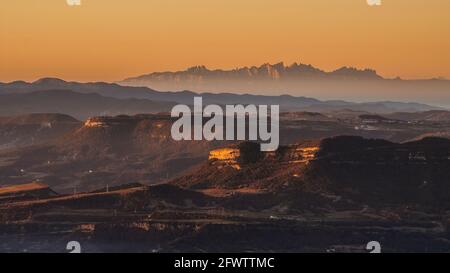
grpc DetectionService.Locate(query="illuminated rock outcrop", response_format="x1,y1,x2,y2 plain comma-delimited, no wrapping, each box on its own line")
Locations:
84,118,107,128
209,148,241,169
208,143,319,170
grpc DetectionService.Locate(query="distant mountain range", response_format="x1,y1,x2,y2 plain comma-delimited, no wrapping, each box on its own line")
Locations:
0,89,175,120
0,78,444,117
119,62,450,107
122,62,383,84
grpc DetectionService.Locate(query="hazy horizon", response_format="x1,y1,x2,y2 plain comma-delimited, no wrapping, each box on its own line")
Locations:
1,0,450,83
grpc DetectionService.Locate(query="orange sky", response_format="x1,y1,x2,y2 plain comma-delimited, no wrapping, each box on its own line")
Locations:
1,0,450,82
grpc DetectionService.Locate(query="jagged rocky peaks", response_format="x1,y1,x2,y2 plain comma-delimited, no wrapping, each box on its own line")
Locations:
123,62,383,82
117,62,450,107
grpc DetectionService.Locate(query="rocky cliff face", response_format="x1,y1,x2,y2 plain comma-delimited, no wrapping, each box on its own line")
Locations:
176,136,450,209
0,114,80,150
208,142,319,168
208,148,241,169
175,141,320,191
68,114,229,156
0,114,231,193
305,136,450,206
